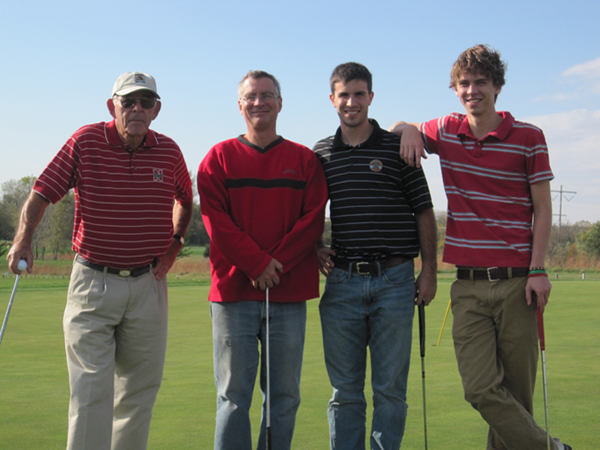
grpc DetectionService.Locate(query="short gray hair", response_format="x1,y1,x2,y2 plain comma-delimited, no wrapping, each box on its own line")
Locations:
238,70,281,99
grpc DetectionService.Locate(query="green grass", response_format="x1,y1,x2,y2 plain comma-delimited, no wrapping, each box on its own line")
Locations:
0,278,598,449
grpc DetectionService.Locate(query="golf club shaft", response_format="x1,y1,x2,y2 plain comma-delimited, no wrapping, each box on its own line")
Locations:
537,307,551,450
418,302,428,450
0,274,21,345
265,287,271,450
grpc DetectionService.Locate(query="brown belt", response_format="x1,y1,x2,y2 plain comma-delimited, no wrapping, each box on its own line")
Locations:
334,256,411,275
456,267,529,282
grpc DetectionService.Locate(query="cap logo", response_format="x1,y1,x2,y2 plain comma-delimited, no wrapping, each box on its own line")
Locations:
370,159,383,172
134,73,146,84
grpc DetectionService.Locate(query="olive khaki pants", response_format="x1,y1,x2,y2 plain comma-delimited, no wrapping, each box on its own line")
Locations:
451,277,557,450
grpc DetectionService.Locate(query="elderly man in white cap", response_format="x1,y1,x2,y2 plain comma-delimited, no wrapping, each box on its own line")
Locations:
7,72,194,450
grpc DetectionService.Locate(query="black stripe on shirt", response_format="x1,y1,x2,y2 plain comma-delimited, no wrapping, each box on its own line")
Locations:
226,178,307,190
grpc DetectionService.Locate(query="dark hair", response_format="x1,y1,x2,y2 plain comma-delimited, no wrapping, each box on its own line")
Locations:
450,44,507,89
330,62,372,94
238,70,281,99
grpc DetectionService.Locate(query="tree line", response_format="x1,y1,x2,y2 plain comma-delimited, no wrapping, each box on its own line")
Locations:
2,175,600,269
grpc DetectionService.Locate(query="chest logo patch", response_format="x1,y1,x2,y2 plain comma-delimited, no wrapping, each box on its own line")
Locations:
153,168,164,182
369,159,383,172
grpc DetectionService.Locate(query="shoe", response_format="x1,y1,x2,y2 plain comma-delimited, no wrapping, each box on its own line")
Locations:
553,437,573,450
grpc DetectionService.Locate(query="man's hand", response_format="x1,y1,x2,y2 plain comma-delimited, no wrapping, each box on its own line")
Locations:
253,258,283,291
153,239,182,280
526,276,552,313
318,246,336,277
415,268,437,306
6,244,34,275
388,122,426,168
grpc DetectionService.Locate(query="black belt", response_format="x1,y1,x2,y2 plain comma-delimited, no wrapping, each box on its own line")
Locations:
76,255,156,278
456,267,529,282
335,256,411,275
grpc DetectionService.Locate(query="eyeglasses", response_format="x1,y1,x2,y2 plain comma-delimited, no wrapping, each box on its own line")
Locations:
115,96,158,109
241,93,279,103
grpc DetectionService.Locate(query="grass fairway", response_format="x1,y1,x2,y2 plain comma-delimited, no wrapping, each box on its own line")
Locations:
0,277,598,449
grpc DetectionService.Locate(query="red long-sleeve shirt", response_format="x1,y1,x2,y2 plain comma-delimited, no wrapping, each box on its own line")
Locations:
198,136,328,303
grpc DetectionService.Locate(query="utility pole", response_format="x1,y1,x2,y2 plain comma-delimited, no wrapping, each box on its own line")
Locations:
551,185,576,229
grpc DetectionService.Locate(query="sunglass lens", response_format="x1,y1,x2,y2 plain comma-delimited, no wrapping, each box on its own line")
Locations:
120,97,156,109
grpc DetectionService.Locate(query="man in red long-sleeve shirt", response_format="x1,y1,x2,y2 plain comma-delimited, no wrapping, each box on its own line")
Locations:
198,70,328,450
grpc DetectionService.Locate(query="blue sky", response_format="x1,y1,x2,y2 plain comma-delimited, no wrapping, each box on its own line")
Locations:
2,0,599,224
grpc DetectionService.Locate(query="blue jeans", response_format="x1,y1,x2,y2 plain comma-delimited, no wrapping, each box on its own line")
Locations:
320,261,415,450
210,300,306,450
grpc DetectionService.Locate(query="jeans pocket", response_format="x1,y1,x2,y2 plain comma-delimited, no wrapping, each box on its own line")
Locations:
326,268,349,285
382,262,414,286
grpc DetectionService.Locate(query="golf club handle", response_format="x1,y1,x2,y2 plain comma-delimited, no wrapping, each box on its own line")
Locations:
266,428,271,450
418,302,425,357
536,307,546,351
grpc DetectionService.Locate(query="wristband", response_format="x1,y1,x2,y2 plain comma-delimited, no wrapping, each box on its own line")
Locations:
528,269,548,278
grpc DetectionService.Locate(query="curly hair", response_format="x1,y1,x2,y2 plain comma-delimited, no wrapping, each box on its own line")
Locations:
450,44,507,89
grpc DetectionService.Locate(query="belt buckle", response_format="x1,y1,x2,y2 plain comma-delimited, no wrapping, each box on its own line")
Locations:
486,267,499,282
356,262,370,275
119,270,131,277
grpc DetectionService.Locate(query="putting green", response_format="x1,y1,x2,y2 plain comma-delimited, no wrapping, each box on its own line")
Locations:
0,278,596,449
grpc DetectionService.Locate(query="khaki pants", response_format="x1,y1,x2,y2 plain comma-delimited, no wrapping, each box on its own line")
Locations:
64,259,168,450
451,277,557,450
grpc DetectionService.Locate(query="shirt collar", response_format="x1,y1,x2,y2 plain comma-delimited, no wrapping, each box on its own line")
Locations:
332,118,384,148
457,111,515,141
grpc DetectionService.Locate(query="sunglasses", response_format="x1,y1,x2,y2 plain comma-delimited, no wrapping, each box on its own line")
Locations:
116,96,158,109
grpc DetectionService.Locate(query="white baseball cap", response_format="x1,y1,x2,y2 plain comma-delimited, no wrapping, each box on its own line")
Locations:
112,72,160,98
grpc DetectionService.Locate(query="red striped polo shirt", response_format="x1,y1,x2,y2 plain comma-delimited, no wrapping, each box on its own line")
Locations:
420,111,554,267
33,120,193,269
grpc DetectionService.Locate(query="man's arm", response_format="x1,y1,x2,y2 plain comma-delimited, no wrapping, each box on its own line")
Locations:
6,191,50,274
388,121,427,168
153,200,194,280
414,207,437,305
268,155,328,275
526,180,552,312
198,150,275,284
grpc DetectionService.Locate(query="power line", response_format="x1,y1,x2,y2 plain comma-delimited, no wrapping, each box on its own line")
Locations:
551,185,576,229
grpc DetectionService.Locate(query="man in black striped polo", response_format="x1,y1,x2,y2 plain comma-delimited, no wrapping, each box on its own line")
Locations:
313,62,437,450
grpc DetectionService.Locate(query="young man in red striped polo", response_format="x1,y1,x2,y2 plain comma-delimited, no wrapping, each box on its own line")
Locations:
7,72,193,450
389,45,571,450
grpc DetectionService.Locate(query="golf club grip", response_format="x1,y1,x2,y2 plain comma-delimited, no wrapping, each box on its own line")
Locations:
418,302,425,357
266,428,271,450
536,307,545,351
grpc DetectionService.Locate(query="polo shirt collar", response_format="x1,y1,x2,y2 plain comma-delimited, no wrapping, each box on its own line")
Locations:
333,119,384,148
104,120,158,149
457,111,515,141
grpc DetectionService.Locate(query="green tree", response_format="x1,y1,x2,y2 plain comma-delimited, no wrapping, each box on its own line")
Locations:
581,221,600,258
186,203,210,246
0,202,13,240
45,192,75,259
1,176,37,234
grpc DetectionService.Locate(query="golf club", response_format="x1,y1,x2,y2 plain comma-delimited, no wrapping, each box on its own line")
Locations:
265,287,271,450
537,307,551,450
0,260,28,346
418,301,428,450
